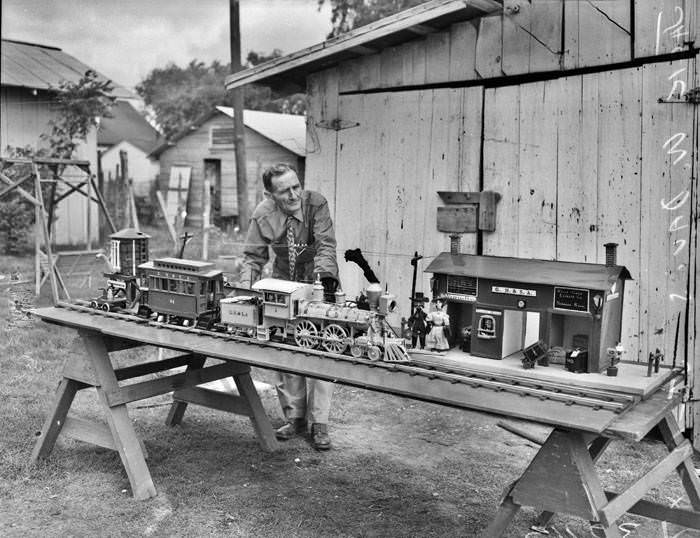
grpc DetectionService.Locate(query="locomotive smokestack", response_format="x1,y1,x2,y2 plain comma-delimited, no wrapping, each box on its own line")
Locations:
604,243,618,267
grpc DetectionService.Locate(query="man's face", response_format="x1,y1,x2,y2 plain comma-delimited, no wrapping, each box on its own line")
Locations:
269,170,302,215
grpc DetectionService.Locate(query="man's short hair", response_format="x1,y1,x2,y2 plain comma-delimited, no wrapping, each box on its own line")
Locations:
262,163,297,193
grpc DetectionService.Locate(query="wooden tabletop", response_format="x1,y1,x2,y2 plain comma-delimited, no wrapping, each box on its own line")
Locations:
32,305,683,435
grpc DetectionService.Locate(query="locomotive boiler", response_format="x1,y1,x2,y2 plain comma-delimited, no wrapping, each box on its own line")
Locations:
220,276,409,362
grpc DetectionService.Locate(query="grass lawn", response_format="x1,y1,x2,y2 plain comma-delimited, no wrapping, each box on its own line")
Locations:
1,226,699,537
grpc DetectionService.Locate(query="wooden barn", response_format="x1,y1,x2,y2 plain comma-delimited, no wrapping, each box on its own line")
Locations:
0,38,133,246
150,107,306,226
226,1,699,437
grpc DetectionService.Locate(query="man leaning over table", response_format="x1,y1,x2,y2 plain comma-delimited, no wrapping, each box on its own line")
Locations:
239,163,339,451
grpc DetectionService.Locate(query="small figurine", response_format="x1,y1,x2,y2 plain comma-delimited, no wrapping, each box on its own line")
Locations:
606,342,624,376
426,298,450,352
647,348,664,376
407,293,429,349
460,325,472,352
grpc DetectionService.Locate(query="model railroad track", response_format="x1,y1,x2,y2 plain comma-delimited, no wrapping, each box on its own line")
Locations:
58,301,635,414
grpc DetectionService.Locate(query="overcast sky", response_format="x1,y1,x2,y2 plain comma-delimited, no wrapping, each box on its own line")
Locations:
1,0,333,90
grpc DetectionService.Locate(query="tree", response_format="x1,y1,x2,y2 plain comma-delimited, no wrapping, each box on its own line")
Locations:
319,0,428,37
136,53,305,140
42,69,115,158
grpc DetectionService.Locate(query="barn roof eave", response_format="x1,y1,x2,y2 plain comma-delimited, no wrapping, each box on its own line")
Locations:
224,0,502,92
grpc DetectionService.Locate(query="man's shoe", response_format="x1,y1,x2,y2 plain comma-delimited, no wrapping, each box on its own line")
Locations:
275,418,307,441
311,423,331,451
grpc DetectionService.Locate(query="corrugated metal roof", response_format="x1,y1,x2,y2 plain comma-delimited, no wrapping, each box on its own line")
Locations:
225,0,502,92
1,39,134,99
216,106,306,157
425,252,632,290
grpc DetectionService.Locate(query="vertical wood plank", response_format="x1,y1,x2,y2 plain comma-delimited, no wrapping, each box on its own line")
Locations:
306,69,339,220
635,0,695,58
448,21,477,82
482,85,520,256
357,54,381,91
565,0,631,69
380,45,403,88
411,40,427,86
640,59,695,368
503,0,562,75
596,68,643,361
338,58,360,93
336,93,367,299
556,74,599,263
475,14,503,79
425,32,451,84
517,80,558,259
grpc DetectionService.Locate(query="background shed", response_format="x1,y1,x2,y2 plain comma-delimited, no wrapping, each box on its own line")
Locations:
0,38,133,247
227,0,699,439
150,107,305,226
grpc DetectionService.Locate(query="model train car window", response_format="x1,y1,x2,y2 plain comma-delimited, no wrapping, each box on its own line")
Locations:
200,282,206,296
168,279,178,292
185,282,195,295
477,315,497,339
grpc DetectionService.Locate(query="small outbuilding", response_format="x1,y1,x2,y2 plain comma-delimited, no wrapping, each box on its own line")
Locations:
150,107,306,226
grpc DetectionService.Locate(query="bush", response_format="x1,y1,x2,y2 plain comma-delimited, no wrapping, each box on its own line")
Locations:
0,194,34,255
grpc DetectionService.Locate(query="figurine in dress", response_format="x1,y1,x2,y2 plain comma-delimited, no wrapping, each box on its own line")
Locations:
426,299,450,352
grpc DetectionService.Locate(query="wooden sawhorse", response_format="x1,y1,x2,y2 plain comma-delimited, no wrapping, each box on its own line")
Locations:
483,384,700,537
30,328,279,500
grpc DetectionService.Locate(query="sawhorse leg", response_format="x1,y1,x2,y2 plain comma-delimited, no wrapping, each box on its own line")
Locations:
166,358,279,452
31,329,156,500
31,377,83,462
481,429,619,537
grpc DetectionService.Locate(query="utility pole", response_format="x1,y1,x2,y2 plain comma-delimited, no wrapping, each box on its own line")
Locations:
230,0,249,232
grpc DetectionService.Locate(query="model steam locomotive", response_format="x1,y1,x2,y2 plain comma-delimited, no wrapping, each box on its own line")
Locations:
90,229,409,363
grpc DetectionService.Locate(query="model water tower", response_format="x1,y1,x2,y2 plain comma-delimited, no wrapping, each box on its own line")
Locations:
109,228,150,277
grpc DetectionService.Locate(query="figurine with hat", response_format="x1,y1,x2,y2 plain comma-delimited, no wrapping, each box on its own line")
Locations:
408,292,430,349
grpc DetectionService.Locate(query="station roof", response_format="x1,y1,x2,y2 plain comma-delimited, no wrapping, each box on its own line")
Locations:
425,252,632,291
224,0,502,93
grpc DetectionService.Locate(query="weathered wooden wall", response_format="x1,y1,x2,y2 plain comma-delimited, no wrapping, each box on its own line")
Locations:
303,1,698,378
156,115,302,225
1,86,99,247
336,0,696,92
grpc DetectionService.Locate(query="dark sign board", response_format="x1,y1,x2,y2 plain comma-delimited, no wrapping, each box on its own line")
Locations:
554,287,589,312
437,206,478,233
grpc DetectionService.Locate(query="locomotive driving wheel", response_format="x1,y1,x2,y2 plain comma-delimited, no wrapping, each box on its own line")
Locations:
367,345,382,362
321,324,348,354
294,319,319,349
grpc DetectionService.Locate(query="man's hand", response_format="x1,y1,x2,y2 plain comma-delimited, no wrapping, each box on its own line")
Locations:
320,276,339,302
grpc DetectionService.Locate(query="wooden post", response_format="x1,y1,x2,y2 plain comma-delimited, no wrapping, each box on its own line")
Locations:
230,0,249,232
33,163,60,304
34,204,41,295
86,164,92,249
119,150,129,230
202,178,211,260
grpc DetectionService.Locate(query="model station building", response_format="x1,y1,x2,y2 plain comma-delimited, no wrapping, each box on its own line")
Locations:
425,243,631,372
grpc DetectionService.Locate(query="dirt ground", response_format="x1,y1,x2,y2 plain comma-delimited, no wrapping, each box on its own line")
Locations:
2,230,700,537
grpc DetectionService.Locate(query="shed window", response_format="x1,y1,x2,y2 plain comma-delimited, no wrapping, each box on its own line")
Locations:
447,275,477,296
210,126,234,147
